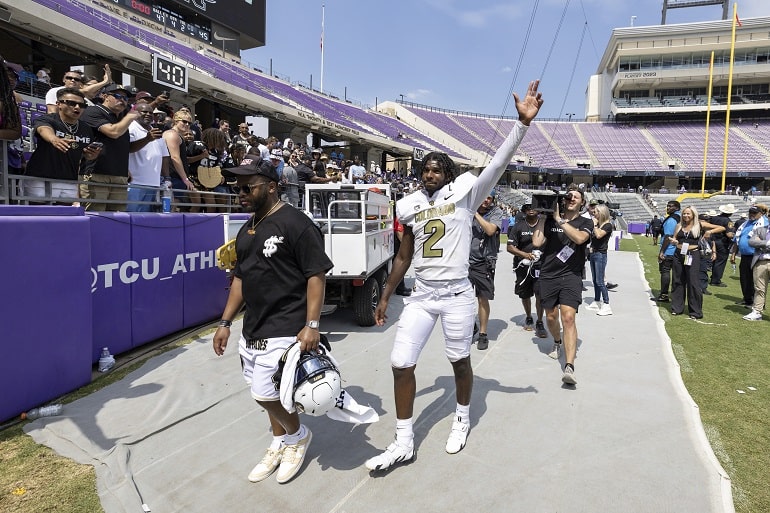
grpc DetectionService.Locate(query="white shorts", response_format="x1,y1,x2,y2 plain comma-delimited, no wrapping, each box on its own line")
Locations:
23,179,78,200
239,335,296,401
391,278,476,368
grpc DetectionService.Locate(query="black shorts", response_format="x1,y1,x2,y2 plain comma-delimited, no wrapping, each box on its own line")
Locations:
538,274,582,311
514,263,539,299
469,260,496,300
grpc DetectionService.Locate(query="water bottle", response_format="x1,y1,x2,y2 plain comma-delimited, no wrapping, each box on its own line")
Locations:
21,403,63,420
312,199,322,218
161,181,172,213
98,347,115,372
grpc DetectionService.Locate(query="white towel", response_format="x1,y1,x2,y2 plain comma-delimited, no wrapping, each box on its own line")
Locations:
279,343,379,424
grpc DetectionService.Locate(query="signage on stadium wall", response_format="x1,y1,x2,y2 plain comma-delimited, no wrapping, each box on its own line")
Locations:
414,148,425,161
295,111,361,136
620,71,658,79
507,163,750,177
90,251,217,292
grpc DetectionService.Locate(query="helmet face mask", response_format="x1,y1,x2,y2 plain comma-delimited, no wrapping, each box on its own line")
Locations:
293,348,342,416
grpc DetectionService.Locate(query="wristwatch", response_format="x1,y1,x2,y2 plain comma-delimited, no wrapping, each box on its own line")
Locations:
306,320,320,329
558,218,568,225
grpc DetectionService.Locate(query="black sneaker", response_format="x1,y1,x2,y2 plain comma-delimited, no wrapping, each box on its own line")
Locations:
477,333,489,350
656,294,670,302
703,289,712,295
535,321,547,338
606,282,618,290
712,282,728,288
524,317,534,331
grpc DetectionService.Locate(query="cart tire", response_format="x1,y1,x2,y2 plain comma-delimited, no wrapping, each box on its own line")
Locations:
353,275,382,326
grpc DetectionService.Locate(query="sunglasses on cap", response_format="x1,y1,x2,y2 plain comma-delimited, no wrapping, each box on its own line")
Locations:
58,99,87,108
231,182,269,195
64,75,83,82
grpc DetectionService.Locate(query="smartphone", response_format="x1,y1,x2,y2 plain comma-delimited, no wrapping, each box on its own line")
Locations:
88,141,104,149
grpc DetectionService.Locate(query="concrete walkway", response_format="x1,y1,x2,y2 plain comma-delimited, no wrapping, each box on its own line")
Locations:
25,249,733,513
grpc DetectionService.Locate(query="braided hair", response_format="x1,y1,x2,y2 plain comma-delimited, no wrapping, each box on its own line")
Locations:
420,151,456,183
0,57,21,132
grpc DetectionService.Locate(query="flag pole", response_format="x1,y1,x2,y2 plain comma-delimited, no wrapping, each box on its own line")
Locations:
721,3,739,192
701,51,715,197
320,4,325,93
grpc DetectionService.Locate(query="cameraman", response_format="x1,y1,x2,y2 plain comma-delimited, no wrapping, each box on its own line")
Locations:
532,189,593,386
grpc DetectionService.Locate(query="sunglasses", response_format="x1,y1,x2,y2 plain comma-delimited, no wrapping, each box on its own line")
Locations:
110,93,129,101
58,99,87,108
64,75,83,82
232,182,269,194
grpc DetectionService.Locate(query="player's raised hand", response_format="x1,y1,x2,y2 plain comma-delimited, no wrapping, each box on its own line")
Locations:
514,80,544,126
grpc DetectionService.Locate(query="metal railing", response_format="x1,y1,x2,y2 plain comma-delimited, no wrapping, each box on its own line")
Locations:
4,173,240,212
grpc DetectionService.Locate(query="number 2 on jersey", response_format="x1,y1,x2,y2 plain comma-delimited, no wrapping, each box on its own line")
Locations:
422,219,446,258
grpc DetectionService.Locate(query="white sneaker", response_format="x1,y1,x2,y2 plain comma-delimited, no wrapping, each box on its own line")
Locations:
547,342,561,360
743,309,762,321
248,447,283,482
276,428,312,484
597,303,613,316
445,420,470,454
365,440,415,471
584,301,600,311
562,366,577,385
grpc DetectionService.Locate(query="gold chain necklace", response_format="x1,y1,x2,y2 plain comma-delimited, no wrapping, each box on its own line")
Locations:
247,201,282,235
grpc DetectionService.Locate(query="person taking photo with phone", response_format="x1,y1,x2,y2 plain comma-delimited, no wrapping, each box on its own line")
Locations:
24,87,101,204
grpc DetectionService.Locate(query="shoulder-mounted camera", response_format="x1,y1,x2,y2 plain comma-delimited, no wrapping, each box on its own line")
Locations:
531,189,567,213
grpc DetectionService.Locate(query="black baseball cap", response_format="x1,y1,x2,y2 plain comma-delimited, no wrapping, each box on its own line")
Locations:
102,84,134,96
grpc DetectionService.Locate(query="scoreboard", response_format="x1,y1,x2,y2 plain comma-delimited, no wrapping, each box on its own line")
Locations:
167,0,265,46
115,0,212,44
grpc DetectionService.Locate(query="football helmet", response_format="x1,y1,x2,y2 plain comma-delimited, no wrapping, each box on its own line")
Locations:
293,347,342,416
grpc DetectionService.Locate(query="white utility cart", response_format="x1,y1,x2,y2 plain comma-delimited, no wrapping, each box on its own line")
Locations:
304,183,394,326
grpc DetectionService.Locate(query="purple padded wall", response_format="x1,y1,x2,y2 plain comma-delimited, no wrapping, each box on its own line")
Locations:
88,213,133,359
182,214,230,326
128,214,186,348
0,211,92,420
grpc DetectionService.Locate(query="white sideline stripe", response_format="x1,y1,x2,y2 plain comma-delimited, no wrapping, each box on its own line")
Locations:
640,254,736,513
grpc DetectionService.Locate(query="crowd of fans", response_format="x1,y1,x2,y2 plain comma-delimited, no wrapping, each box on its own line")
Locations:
1,60,425,212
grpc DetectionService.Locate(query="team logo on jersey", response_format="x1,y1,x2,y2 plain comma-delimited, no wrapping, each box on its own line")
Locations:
263,236,284,257
415,203,456,222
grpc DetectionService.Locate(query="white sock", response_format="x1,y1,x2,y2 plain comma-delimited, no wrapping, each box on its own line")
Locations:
395,418,414,447
269,435,284,451
455,404,470,425
283,424,306,445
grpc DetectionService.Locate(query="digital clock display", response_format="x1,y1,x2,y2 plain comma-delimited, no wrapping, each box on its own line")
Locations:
152,54,188,92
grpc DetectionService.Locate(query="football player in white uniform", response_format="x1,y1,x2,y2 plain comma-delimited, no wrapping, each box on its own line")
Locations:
365,81,543,471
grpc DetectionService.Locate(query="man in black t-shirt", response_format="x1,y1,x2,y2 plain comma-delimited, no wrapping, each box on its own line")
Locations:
533,189,593,386
709,204,736,286
650,215,663,245
25,88,101,203
213,156,333,484
507,204,546,337
80,84,139,211
290,150,331,208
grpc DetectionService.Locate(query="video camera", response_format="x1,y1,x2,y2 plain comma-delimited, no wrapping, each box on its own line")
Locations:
531,189,586,213
531,189,567,214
